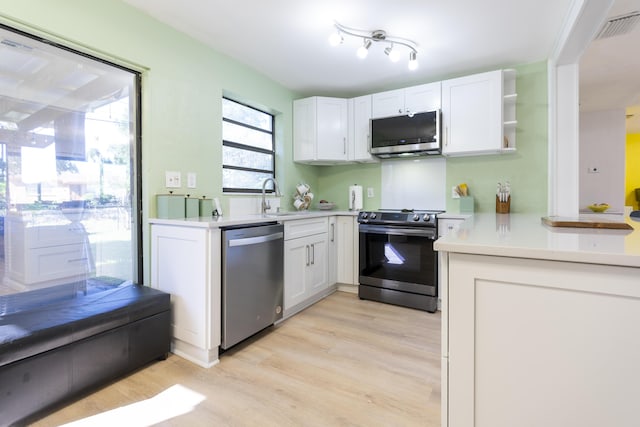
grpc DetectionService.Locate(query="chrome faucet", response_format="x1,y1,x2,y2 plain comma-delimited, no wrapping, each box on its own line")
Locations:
261,177,281,214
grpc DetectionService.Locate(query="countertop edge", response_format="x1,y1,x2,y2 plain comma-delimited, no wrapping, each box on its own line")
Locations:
434,213,640,268
148,210,358,228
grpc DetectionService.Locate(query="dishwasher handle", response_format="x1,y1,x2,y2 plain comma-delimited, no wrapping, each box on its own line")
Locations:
228,231,283,247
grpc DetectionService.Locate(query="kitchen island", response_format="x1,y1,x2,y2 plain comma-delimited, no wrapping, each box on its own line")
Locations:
435,213,640,427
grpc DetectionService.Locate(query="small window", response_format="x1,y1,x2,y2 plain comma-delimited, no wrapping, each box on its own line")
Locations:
222,98,275,193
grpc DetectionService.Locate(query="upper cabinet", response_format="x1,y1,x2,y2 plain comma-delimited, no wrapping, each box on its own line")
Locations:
441,69,517,156
348,95,378,163
293,96,349,164
372,82,441,118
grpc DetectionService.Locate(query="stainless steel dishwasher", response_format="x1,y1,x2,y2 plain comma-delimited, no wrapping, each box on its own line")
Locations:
221,222,284,350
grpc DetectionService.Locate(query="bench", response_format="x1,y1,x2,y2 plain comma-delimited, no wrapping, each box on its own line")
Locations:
0,283,170,426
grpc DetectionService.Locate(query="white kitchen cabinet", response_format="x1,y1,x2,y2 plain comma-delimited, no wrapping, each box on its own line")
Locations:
328,216,338,285
371,82,441,118
336,216,358,285
284,217,331,317
348,95,378,163
293,96,349,164
444,252,640,427
150,223,220,368
437,217,466,238
441,69,517,156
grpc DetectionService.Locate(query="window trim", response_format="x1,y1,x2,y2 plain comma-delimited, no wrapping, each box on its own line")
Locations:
222,97,275,194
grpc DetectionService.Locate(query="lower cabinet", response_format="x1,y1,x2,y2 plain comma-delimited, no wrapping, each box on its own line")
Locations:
328,216,338,286
336,216,358,285
444,253,640,427
150,223,220,368
284,217,331,317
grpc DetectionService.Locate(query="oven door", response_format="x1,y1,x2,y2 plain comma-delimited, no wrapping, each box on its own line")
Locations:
359,224,437,296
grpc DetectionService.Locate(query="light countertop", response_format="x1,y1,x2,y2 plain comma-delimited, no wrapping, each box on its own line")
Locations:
148,210,358,228
434,213,640,268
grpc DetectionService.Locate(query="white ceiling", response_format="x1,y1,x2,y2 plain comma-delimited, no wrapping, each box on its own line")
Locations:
122,0,574,97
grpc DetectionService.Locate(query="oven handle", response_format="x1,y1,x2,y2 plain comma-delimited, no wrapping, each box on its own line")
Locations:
359,224,436,239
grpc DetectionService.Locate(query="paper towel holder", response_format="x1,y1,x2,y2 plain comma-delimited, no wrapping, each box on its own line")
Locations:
349,184,363,211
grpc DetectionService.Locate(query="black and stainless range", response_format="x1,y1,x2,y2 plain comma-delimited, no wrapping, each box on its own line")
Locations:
358,209,441,313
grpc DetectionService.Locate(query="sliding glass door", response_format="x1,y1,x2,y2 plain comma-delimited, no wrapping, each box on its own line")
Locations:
0,24,141,304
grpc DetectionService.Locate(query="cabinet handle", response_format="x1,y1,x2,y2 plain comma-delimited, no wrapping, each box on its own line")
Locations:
311,244,315,265
343,137,346,155
445,126,448,146
331,224,335,242
306,245,310,266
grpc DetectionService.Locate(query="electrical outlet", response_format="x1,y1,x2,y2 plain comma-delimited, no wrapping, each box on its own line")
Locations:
187,172,197,188
165,171,181,188
452,186,460,199
367,187,374,198
587,166,599,173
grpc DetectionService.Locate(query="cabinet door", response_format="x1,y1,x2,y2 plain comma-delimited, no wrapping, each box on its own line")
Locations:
351,95,377,162
438,218,465,238
371,88,404,118
293,97,317,162
405,82,441,113
336,216,356,285
441,70,502,156
284,237,309,310
328,217,338,286
307,235,328,294
316,97,348,161
151,225,208,348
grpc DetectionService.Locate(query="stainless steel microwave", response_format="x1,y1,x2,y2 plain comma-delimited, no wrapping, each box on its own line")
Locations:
370,110,441,158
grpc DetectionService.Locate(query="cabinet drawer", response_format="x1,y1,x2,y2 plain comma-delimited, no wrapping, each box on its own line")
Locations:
284,217,329,240
26,243,93,283
25,224,87,248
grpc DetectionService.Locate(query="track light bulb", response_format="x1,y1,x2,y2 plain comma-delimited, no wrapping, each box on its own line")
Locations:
408,51,418,70
356,39,372,59
329,30,343,47
384,45,401,62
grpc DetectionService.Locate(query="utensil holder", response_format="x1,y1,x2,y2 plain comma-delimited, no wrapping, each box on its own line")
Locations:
459,196,475,213
496,195,511,214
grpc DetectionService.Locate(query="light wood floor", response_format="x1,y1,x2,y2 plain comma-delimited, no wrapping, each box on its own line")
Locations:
31,291,441,427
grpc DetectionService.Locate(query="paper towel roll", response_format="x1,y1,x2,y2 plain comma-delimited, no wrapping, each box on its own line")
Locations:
349,185,363,211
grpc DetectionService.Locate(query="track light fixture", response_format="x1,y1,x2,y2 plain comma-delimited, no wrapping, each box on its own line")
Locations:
329,21,419,71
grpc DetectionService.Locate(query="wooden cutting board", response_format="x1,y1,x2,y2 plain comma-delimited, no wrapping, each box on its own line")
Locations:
542,216,634,230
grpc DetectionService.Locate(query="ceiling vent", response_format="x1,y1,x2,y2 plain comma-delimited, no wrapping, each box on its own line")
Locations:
595,11,640,39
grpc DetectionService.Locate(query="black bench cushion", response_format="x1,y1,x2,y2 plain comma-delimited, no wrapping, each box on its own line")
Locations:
0,284,170,367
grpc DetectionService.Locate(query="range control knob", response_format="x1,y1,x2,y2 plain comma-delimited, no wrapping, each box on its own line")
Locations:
370,213,377,219
412,214,420,221
361,213,368,219
423,214,431,222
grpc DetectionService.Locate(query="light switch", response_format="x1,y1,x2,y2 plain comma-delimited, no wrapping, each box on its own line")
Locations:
165,171,181,188
367,187,374,198
187,172,197,188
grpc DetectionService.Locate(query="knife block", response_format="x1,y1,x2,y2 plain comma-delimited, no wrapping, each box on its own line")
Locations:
496,195,511,214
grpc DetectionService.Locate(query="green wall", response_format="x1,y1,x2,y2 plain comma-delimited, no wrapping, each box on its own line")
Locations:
318,61,549,213
0,0,318,283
